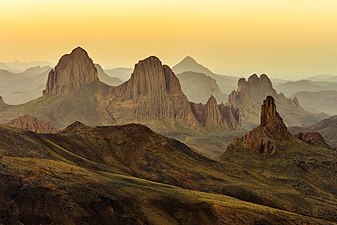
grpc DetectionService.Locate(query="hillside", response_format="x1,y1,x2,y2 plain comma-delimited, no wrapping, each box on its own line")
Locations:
172,56,239,94
274,79,337,96
289,115,337,149
290,90,337,115
177,71,227,104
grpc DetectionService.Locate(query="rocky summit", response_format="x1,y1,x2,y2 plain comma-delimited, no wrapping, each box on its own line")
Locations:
6,114,58,133
227,96,291,155
228,74,323,128
107,56,240,130
43,47,99,96
191,95,240,129
107,56,199,127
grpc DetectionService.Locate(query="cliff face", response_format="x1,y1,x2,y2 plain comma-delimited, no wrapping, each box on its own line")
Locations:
43,47,98,96
228,74,317,128
107,56,200,127
227,96,291,155
191,96,240,129
107,57,241,130
6,114,57,133
1,48,241,133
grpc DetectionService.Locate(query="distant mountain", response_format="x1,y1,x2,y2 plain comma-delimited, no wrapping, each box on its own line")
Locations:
104,67,132,81
0,47,240,134
228,74,326,129
95,64,123,86
0,66,51,104
172,56,239,94
306,74,337,82
274,79,337,96
0,62,17,72
177,71,227,104
290,90,337,115
5,60,53,72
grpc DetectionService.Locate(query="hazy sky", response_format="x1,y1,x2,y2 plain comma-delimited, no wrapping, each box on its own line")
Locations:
1,0,337,79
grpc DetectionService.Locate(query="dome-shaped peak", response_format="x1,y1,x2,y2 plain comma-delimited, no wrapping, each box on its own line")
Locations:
137,56,162,66
247,74,259,84
43,47,98,96
71,46,88,55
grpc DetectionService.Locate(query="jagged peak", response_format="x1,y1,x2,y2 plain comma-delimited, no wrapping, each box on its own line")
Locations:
206,95,217,105
260,96,284,127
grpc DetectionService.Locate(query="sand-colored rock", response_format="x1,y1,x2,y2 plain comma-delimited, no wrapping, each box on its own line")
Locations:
43,47,98,96
227,96,291,155
191,96,240,129
228,74,321,128
107,56,201,127
6,114,57,133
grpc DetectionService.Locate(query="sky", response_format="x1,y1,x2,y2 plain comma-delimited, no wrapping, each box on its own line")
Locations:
0,0,337,79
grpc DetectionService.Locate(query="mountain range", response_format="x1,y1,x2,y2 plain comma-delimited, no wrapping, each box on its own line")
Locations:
1,95,336,224
228,74,326,129
0,48,240,138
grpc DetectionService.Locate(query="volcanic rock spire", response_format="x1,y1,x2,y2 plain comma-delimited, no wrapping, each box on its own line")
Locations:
43,47,98,96
226,96,291,155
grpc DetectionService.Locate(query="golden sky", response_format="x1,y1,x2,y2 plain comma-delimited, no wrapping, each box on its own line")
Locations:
1,0,337,78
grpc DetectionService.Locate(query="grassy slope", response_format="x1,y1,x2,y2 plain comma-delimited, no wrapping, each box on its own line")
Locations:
1,156,334,225
1,124,337,223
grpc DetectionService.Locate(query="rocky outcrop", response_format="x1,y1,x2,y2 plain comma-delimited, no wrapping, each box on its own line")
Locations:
107,56,200,127
1,49,241,133
0,96,7,110
295,132,331,149
227,96,291,155
95,64,123,86
107,57,241,130
228,74,320,128
191,96,240,129
43,47,98,96
6,114,57,133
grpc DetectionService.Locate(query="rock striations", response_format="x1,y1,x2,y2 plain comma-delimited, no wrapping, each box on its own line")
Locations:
43,47,99,96
0,48,241,133
6,114,57,133
228,74,320,128
191,96,240,129
227,96,291,155
107,56,198,126
107,56,240,130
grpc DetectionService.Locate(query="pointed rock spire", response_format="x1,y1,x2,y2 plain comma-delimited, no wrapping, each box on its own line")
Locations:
260,96,283,126
226,96,291,155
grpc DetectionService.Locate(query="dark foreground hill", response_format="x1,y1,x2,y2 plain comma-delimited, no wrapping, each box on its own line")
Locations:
0,121,337,224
